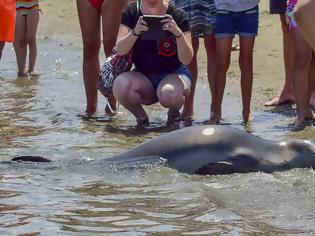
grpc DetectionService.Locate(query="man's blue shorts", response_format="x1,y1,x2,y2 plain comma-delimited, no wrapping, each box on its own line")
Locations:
215,5,259,39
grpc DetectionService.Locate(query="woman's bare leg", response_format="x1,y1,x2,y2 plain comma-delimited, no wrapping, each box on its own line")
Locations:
308,55,315,107
77,0,101,115
265,14,295,106
113,71,156,120
239,37,255,122
101,0,128,115
210,37,233,124
13,14,28,77
26,11,39,73
204,34,216,113
292,27,314,129
294,0,315,50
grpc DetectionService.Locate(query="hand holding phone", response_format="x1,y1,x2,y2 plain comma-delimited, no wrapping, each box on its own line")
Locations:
141,14,170,40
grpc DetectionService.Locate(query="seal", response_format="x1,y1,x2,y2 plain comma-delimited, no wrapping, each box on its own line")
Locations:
11,125,315,175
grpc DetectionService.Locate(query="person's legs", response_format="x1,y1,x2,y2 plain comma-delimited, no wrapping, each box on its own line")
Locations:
77,0,101,115
0,42,4,60
113,71,156,121
25,11,39,74
204,34,216,112
292,27,314,129
239,37,255,122
210,37,233,124
101,0,128,115
178,37,199,120
265,14,295,106
13,14,27,77
294,0,315,50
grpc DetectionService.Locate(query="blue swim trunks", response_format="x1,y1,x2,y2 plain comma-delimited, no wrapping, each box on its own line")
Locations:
215,5,259,39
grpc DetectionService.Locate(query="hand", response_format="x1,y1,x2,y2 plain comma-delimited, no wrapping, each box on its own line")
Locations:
134,16,149,36
161,14,182,37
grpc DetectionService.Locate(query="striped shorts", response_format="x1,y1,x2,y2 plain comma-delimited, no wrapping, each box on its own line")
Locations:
172,0,216,37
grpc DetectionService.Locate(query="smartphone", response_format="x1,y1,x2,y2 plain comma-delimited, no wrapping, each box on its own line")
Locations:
141,15,170,41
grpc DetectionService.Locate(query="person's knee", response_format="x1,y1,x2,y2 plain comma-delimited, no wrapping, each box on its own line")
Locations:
83,40,101,58
26,35,36,46
158,85,182,108
113,75,133,100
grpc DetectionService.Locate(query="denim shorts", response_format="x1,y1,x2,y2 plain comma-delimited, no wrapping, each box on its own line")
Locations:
215,5,259,39
270,0,287,14
141,65,192,91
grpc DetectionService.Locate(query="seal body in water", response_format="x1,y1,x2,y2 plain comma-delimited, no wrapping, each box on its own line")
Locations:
12,125,315,175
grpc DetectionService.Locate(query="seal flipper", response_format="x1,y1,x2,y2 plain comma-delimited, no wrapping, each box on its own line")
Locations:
195,154,259,175
12,156,52,163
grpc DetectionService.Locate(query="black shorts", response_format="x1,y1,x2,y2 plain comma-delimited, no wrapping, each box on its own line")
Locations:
270,0,287,14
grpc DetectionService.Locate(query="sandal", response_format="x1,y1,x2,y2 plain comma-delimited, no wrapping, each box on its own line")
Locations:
136,117,149,128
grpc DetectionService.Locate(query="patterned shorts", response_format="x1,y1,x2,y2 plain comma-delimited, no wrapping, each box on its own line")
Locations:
172,0,216,37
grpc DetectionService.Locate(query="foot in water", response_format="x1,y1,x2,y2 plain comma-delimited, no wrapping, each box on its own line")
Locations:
293,111,315,131
264,94,295,106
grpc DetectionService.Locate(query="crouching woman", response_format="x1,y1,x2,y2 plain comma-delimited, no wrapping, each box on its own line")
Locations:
113,0,193,127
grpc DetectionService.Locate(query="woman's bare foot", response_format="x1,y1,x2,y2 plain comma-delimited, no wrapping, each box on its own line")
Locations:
293,110,315,131
264,94,295,106
242,112,253,124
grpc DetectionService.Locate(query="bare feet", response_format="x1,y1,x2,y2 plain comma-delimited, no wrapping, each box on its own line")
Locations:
293,110,315,131
242,111,253,124
264,94,295,106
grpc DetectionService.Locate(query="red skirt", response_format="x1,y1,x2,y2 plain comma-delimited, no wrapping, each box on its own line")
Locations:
0,0,16,42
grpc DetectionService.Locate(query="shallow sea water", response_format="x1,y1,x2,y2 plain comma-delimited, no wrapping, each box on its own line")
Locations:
1,36,315,235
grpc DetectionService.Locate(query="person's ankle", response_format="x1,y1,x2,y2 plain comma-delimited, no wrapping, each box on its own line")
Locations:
136,117,149,128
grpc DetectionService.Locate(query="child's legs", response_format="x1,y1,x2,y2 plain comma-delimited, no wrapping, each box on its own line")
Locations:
77,0,101,114
212,37,233,119
101,0,128,56
292,28,312,120
101,0,127,113
13,14,27,76
26,11,39,72
294,0,315,50
239,37,255,120
0,42,4,60
204,34,216,103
